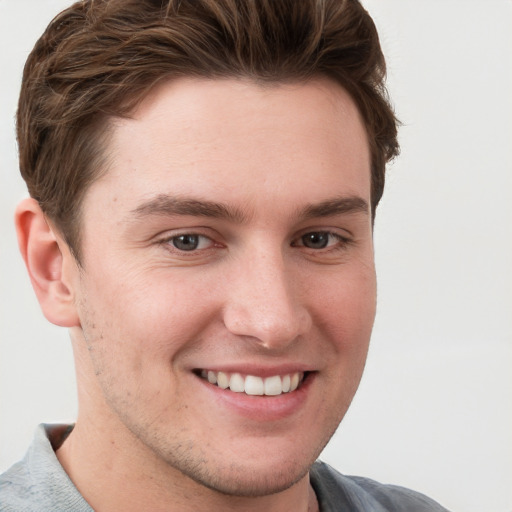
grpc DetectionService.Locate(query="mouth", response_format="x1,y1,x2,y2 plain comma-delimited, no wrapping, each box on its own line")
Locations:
195,369,307,396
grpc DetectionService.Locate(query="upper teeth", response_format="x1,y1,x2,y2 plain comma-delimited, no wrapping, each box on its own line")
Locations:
200,370,303,396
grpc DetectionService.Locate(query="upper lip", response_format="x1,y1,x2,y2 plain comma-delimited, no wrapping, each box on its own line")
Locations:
193,363,315,378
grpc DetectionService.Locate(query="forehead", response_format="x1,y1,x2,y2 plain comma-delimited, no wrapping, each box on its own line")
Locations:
85,77,371,218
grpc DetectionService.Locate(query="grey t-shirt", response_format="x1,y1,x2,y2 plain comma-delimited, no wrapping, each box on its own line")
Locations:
1,424,449,511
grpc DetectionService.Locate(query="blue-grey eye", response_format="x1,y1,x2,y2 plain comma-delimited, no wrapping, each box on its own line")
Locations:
301,232,329,249
172,234,200,251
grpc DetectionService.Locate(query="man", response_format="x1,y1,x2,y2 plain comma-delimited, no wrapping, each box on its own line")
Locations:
0,1,449,510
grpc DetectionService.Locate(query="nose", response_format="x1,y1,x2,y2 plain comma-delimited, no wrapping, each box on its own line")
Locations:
222,249,312,350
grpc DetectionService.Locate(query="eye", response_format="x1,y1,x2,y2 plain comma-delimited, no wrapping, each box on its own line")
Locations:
298,231,346,250
301,232,330,249
169,234,213,251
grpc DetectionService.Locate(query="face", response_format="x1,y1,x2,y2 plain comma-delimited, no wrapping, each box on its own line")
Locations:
67,77,376,496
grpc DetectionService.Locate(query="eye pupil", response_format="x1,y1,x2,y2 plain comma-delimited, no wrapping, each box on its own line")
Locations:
173,234,199,251
302,232,329,249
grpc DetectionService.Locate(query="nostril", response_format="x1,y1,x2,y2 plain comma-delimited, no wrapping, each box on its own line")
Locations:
223,305,311,349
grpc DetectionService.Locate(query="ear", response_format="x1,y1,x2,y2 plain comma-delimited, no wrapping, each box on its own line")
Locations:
15,198,80,328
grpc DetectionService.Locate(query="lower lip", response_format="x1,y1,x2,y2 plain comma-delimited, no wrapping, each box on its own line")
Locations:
196,373,315,422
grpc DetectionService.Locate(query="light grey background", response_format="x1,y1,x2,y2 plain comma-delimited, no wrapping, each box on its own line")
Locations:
1,1,511,511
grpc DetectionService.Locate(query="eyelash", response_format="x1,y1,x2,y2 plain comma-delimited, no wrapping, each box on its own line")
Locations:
292,231,352,251
158,233,217,253
158,230,352,254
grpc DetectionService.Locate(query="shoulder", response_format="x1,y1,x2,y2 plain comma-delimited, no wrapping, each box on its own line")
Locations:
0,424,91,512
310,461,450,512
0,458,32,512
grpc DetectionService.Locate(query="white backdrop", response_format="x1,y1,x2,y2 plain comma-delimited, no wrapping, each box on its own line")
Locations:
1,1,511,511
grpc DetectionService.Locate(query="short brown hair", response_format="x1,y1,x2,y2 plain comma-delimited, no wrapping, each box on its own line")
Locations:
17,0,399,260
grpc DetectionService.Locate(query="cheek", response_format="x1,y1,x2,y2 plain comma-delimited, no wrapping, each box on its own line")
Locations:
78,266,215,358
311,264,377,342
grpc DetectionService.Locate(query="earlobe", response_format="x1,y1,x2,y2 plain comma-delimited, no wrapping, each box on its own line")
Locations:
15,197,80,328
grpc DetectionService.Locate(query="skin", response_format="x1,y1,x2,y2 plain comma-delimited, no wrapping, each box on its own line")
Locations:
17,77,376,511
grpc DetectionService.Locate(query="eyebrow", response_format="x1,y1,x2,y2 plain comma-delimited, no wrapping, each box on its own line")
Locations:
130,194,248,223
129,194,369,223
299,196,369,219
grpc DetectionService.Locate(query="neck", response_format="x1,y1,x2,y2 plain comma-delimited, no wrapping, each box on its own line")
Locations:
56,417,319,512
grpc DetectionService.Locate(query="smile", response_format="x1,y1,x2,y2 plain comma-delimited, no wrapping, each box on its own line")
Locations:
198,370,305,396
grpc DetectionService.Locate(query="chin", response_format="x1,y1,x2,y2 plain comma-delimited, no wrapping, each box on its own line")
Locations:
147,432,318,497
180,457,312,498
